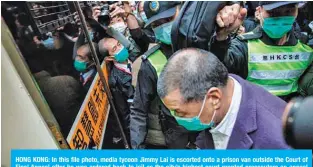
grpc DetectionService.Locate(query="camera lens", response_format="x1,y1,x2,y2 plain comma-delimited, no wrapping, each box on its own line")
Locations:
98,4,110,25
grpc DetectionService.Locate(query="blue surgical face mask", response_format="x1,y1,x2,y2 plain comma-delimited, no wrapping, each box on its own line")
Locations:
114,46,129,63
84,31,94,43
42,37,55,50
153,21,173,45
74,60,87,72
89,31,94,41
140,12,148,23
172,95,216,131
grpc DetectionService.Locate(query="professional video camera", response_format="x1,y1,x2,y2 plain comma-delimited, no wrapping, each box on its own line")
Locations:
284,96,313,149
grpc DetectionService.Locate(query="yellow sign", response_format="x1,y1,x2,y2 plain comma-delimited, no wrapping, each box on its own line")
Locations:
67,61,110,149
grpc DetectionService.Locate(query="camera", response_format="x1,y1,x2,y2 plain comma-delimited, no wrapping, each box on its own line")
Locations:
98,4,110,26
284,96,313,149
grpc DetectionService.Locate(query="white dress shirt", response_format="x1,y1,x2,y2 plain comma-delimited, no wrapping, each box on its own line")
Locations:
114,62,132,74
209,76,242,149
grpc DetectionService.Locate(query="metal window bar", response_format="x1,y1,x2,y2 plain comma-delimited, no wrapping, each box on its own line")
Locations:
33,10,70,19
38,17,74,33
37,14,74,28
28,1,66,4
37,17,74,34
37,14,75,28
26,2,74,34
30,4,68,10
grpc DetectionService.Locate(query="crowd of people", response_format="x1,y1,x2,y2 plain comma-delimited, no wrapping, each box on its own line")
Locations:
2,1,313,149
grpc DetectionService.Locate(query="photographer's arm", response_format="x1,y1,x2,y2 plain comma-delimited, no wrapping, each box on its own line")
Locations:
110,3,149,52
92,6,101,22
125,13,150,52
110,3,140,30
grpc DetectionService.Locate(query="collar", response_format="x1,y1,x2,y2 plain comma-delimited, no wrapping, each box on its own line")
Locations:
81,69,96,84
114,62,132,74
209,76,242,137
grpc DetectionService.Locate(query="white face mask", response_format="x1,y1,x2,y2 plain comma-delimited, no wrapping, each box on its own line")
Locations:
111,22,127,34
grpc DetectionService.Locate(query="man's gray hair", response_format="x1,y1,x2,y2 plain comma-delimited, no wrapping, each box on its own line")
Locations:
157,48,228,102
77,43,98,60
98,38,110,57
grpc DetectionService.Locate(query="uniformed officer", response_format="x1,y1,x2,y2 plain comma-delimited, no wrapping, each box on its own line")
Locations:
211,1,313,101
129,1,197,149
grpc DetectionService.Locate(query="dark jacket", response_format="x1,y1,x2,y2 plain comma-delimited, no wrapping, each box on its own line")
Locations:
243,17,259,33
108,63,134,141
129,28,151,53
196,74,290,149
130,43,197,149
210,26,312,100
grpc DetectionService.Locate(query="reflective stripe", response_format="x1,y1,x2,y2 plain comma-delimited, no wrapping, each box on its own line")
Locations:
247,39,313,96
258,83,293,92
147,50,167,77
250,52,311,63
250,69,304,80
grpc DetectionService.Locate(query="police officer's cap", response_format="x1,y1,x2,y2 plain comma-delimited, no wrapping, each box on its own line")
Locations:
144,1,181,27
259,1,301,11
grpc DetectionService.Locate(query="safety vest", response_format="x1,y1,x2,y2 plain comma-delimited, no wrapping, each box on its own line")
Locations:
247,39,313,96
147,50,167,77
148,50,176,122
144,49,168,146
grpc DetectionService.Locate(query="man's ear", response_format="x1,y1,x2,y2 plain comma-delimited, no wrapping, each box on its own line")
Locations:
294,7,298,18
207,87,222,110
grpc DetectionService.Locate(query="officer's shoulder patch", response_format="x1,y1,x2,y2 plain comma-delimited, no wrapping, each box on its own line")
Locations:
237,31,260,41
142,44,161,60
